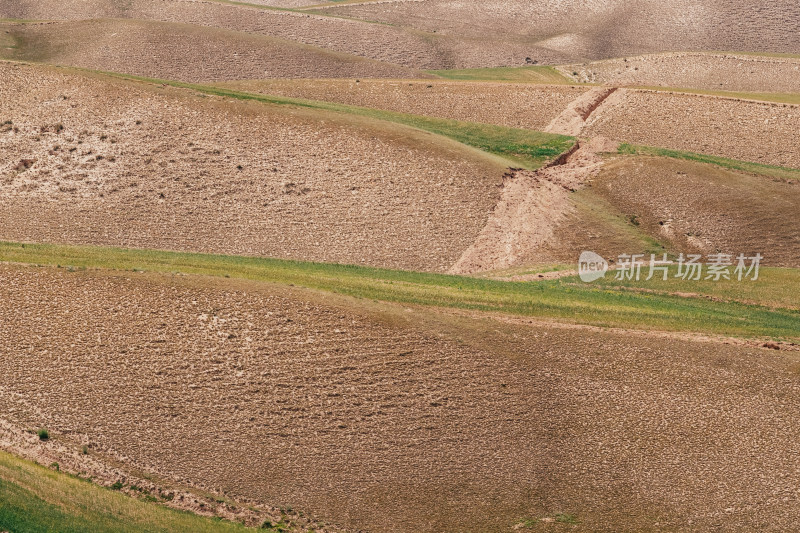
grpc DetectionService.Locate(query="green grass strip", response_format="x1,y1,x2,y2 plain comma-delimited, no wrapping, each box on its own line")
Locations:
0,451,262,532
427,65,573,84
98,71,575,170
618,144,800,181
1,242,798,341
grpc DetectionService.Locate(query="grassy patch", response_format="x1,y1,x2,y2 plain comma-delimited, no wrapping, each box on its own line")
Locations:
0,61,573,169
564,265,800,311
634,86,800,106
99,72,574,170
0,451,260,533
554,513,580,524
427,65,573,84
617,144,800,182
0,242,798,341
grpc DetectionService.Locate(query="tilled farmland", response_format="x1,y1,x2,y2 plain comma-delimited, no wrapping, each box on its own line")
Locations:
585,89,800,167
563,52,800,93
3,265,800,532
0,62,502,272
220,79,589,131
1,1,799,532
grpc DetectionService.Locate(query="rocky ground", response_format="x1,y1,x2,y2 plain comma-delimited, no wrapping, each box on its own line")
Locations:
562,52,800,93
584,89,800,167
3,264,800,532
222,79,588,131
0,61,502,272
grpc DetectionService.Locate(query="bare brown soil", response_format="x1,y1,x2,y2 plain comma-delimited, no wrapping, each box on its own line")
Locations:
584,89,800,167
6,0,564,70
0,61,504,272
0,0,454,69
0,420,338,532
4,264,800,531
561,52,800,93
327,0,800,62
0,19,422,81
246,0,320,6
451,138,618,274
221,79,589,130
531,156,800,267
2,3,800,531
590,157,800,266
4,0,800,69
544,87,617,136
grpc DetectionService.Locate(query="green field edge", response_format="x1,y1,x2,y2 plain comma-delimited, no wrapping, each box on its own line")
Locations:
0,58,575,170
88,69,800,174
9,60,800,175
1,241,798,342
58,66,576,170
0,450,267,533
631,85,800,106
615,144,800,181
426,65,574,83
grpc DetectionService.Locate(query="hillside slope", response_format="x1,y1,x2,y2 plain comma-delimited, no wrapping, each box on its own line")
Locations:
0,19,422,81
326,0,800,62
7,0,799,68
0,261,799,532
0,61,510,272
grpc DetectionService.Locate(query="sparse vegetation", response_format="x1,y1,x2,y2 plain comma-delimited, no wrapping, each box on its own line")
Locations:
101,72,575,170
0,451,257,532
555,513,579,524
617,144,800,182
36,428,49,441
0,241,797,340
427,65,573,83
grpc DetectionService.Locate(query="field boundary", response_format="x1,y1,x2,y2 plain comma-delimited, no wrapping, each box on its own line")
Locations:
0,242,798,341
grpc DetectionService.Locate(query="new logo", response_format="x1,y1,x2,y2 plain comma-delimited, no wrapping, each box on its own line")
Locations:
578,251,608,282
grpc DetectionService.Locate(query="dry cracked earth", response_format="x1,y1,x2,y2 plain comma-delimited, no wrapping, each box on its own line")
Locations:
0,62,502,273
4,265,800,532
1,1,800,532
